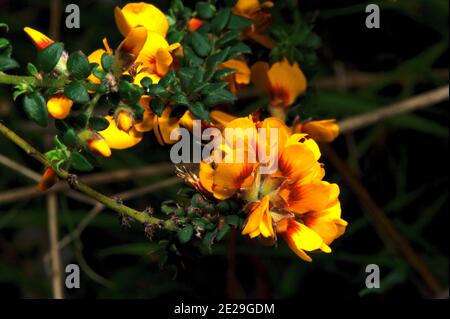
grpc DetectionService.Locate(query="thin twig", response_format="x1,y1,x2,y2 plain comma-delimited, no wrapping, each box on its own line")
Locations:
45,177,181,264
0,162,174,204
0,153,97,205
49,0,62,40
0,121,178,231
47,192,63,299
321,143,444,296
338,86,449,134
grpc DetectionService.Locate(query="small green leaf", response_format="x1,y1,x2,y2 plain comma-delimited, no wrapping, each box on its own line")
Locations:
171,92,189,106
203,88,236,108
70,152,94,172
183,47,204,66
167,30,185,44
196,2,215,19
147,84,166,96
89,116,110,131
0,38,9,50
119,80,142,105
190,32,211,57
64,80,90,104
210,8,231,33
150,98,164,116
216,224,231,241
26,63,39,76
0,56,19,71
67,51,91,79
205,47,230,81
159,69,176,88
101,53,114,72
22,92,48,127
62,128,78,148
228,42,252,58
140,76,153,88
37,42,64,73
228,14,253,30
178,225,194,244
224,215,241,227
216,30,241,48
45,149,69,162
214,68,236,81
188,102,210,122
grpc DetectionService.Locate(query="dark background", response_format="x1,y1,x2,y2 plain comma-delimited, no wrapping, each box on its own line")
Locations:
0,0,448,299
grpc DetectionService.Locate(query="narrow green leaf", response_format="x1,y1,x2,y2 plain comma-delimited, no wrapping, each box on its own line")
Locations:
150,98,165,116
227,14,254,30
171,92,189,106
70,152,94,172
210,8,231,33
22,92,48,127
62,128,78,148
191,32,212,57
188,101,210,121
203,88,236,108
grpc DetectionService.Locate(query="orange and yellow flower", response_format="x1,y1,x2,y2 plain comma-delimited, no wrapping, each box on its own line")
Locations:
114,2,169,37
197,116,347,261
233,0,276,48
251,59,307,108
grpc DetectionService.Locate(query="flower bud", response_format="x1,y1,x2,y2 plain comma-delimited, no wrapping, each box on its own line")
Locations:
36,167,59,192
188,18,203,32
47,94,73,119
87,139,112,157
116,110,134,132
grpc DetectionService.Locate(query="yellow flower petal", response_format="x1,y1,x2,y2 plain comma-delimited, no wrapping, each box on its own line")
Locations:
242,195,273,238
23,27,53,50
287,182,340,214
117,26,148,59
114,3,169,37
267,59,307,107
155,48,173,77
298,119,340,143
99,116,143,150
87,138,112,157
278,143,317,183
153,106,180,145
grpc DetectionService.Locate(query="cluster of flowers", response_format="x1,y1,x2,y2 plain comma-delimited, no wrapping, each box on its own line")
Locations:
25,1,346,261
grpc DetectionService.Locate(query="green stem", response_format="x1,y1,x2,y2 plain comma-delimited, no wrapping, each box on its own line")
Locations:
84,93,102,128
0,71,66,88
0,121,178,231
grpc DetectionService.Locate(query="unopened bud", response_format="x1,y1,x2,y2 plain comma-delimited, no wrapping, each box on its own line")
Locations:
87,138,112,157
116,110,134,132
36,167,59,192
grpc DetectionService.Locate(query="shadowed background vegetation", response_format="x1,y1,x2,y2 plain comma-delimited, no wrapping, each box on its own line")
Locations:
0,0,448,298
